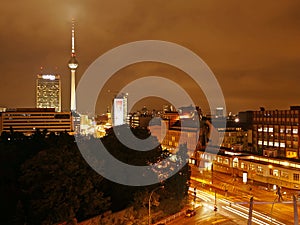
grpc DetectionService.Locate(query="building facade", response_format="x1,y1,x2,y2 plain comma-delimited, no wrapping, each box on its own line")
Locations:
0,108,73,135
36,74,61,112
252,106,300,159
113,93,128,126
221,127,248,151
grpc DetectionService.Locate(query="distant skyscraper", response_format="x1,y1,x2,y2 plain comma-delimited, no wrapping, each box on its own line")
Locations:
68,19,78,112
113,93,128,126
36,74,61,112
215,107,224,118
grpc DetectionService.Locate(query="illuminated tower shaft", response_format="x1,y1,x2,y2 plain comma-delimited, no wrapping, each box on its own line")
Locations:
70,69,76,111
68,19,78,112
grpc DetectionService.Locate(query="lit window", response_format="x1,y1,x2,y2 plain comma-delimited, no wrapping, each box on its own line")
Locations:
280,143,286,148
258,140,263,145
257,166,263,174
293,129,298,134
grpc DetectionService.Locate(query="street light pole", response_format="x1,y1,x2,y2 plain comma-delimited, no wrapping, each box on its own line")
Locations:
211,164,214,184
148,185,164,225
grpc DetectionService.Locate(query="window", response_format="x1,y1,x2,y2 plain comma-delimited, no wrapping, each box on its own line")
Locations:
293,136,298,141
293,143,298,149
293,129,298,134
293,173,300,182
257,166,263,174
281,171,289,179
224,158,229,165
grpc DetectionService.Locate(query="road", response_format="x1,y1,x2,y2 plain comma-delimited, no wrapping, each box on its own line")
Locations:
189,165,297,225
157,165,299,225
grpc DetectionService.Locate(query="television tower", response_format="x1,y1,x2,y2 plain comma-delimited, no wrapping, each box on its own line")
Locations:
68,19,78,112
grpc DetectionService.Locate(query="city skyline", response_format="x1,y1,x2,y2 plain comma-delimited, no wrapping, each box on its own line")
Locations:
1,1,300,114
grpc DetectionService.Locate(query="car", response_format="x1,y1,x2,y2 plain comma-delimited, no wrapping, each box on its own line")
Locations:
185,209,196,217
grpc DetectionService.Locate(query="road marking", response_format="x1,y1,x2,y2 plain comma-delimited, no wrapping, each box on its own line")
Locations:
222,206,270,225
235,201,293,205
211,218,228,224
220,200,286,225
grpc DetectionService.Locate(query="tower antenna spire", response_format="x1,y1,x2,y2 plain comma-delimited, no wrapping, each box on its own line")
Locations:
71,18,75,55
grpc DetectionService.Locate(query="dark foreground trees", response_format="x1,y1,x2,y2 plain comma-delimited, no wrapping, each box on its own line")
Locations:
0,131,110,225
1,126,190,224
19,144,110,224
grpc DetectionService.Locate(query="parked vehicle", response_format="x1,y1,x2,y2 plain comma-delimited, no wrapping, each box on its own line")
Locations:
185,209,196,217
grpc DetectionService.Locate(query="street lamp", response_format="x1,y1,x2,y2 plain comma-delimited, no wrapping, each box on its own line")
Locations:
148,185,164,225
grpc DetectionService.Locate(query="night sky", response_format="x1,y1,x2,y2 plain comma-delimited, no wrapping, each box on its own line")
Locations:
1,0,300,114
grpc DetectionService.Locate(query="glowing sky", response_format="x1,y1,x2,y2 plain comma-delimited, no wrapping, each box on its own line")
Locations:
1,0,300,114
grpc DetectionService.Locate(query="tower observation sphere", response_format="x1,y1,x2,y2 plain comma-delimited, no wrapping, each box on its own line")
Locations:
68,55,78,70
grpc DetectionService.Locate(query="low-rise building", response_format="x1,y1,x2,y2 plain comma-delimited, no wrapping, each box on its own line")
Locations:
0,108,73,135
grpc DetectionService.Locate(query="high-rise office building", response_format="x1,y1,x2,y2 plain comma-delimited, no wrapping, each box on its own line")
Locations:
113,93,128,126
215,107,224,118
252,106,300,159
36,74,61,112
